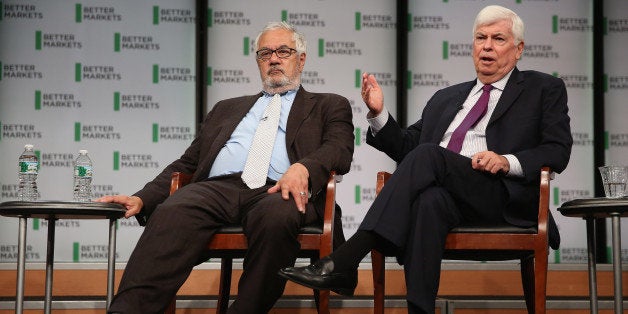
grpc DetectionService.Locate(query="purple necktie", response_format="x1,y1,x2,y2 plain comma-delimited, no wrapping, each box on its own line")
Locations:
446,84,493,153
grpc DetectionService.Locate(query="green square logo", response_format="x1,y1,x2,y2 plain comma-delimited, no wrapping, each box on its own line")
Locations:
114,92,120,111
243,37,250,56
113,151,120,170
152,123,159,142
74,122,81,141
35,90,41,110
153,64,159,83
75,63,82,82
114,33,121,52
35,31,42,50
153,6,160,25
75,3,82,23
73,242,80,262
318,39,324,57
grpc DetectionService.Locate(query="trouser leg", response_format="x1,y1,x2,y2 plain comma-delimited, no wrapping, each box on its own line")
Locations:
408,301,429,314
403,187,461,313
109,180,239,314
359,144,507,313
361,143,506,248
227,193,318,314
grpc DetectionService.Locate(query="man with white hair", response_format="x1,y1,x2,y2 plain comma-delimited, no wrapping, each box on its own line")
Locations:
99,21,354,313
280,5,572,313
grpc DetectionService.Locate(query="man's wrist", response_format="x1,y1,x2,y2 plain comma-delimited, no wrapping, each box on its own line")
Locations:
503,154,523,177
367,108,389,136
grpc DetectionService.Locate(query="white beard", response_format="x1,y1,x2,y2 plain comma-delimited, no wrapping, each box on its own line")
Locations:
263,73,300,94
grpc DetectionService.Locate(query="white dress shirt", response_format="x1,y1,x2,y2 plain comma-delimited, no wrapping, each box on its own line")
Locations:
367,71,523,177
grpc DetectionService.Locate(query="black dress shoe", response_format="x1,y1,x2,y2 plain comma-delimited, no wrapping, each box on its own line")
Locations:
278,257,357,296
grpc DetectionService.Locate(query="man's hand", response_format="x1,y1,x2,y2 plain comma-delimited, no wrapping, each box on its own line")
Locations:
361,72,384,117
267,163,310,213
95,195,143,219
471,151,510,174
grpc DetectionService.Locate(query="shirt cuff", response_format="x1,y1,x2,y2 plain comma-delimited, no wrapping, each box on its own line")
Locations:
503,154,524,177
366,108,390,136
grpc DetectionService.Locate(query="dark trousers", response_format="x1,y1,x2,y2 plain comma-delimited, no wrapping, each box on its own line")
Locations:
108,174,318,314
360,144,508,314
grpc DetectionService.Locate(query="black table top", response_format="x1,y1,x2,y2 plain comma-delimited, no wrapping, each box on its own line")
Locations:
558,197,628,218
0,201,126,220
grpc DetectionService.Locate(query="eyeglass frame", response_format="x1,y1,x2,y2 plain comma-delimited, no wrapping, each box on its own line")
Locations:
255,46,298,61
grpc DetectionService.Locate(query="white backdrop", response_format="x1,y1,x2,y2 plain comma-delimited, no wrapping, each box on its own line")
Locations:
1,0,625,266
205,0,398,246
603,0,628,261
0,0,196,263
406,1,595,264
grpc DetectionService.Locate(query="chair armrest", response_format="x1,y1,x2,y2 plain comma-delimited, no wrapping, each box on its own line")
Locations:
170,172,193,196
537,166,551,238
320,171,337,256
376,171,392,195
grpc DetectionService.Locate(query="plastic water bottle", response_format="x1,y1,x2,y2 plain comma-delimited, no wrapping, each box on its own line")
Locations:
73,150,93,202
17,144,40,201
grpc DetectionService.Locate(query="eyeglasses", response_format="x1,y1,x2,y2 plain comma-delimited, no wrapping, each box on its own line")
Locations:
255,47,297,61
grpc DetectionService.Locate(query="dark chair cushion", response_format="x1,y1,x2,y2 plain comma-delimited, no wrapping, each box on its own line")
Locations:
451,221,537,234
216,224,323,235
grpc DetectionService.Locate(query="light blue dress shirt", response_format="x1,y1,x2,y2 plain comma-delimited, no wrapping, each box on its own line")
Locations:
208,89,296,181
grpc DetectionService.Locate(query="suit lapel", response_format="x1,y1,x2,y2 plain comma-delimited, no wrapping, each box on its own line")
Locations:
215,94,260,147
432,82,474,143
488,68,523,125
285,86,314,155
201,93,261,171
224,94,261,133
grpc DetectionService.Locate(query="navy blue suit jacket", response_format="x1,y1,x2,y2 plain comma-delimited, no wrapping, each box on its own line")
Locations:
367,68,572,248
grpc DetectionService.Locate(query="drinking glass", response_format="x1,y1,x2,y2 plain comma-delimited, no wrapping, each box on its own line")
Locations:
598,165,628,198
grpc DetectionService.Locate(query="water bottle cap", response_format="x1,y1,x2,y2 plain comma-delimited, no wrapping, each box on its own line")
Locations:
24,144,34,150
79,149,88,154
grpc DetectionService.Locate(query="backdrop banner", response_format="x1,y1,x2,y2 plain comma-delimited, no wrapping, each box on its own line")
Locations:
603,0,628,262
0,0,196,263
1,0,621,265
205,0,397,249
407,0,596,264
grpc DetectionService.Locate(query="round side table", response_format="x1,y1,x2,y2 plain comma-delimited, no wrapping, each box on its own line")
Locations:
558,197,628,314
0,201,126,314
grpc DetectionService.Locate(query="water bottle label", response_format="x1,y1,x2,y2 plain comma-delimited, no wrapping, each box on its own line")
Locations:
19,161,39,173
75,165,93,177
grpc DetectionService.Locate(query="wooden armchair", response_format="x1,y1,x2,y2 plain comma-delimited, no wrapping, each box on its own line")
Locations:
165,171,339,314
371,167,553,314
